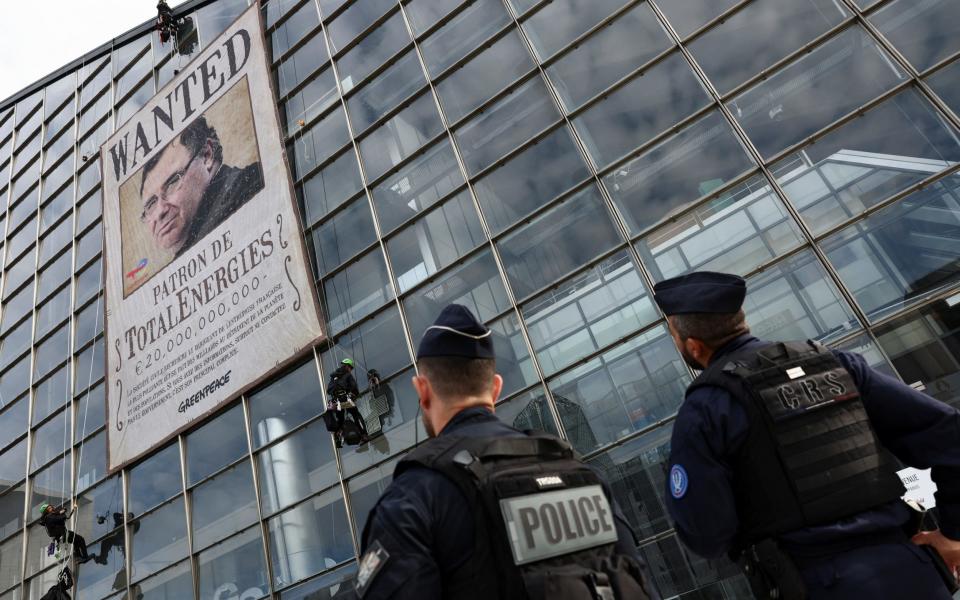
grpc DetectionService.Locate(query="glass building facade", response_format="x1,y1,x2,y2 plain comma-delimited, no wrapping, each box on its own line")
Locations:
1,0,959,597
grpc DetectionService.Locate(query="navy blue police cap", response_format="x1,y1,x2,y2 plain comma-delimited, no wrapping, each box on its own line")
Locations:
653,271,746,316
416,304,495,360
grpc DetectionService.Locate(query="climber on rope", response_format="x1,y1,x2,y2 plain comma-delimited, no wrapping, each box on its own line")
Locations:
323,358,369,447
38,503,91,563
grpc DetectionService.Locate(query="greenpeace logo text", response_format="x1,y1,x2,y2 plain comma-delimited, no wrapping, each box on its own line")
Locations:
179,370,232,413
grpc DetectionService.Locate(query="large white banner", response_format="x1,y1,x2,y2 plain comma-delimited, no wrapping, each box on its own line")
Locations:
101,5,324,471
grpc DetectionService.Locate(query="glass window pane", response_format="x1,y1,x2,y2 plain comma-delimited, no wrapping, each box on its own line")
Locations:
869,0,960,72
473,125,589,235
196,526,269,599
605,110,755,235
690,0,847,95
30,410,69,471
186,404,247,485
75,298,104,351
76,383,106,440
926,59,960,116
329,0,396,52
773,88,960,235
743,250,860,343
636,174,806,281
77,222,102,266
639,532,748,598
658,0,740,38
822,184,960,321
574,52,711,168
276,33,329,98
256,419,338,516
36,250,69,301
75,475,123,545
249,360,324,449
322,249,394,333
588,424,672,541
406,0,464,36
266,492,353,588
300,149,363,226
319,305,411,390
347,51,427,133
499,185,621,299
271,3,320,58
0,357,31,405
283,67,338,137
138,559,194,600
337,13,410,94
522,0,625,60
435,29,535,123
195,0,248,42
0,397,28,451
191,462,258,550
833,332,896,376
874,296,960,410
277,563,358,599
311,197,377,277
116,49,152,101
372,139,465,232
29,456,69,518
2,286,33,332
0,440,27,496
77,188,102,232
0,534,22,594
0,318,32,370
347,458,397,539
358,92,444,182
496,387,559,434
386,191,486,293
548,325,689,455
38,218,71,265
402,250,511,341
128,443,181,514
547,2,672,112
32,366,69,426
291,108,351,180
419,0,512,77
727,26,905,159
522,251,657,376
488,313,539,396
76,258,104,305
34,325,70,380
131,497,188,582
76,430,107,492
455,75,561,175
74,338,105,396
26,524,59,578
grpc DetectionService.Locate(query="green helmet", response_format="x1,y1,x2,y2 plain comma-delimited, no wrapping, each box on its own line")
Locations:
39,502,50,515
341,358,355,367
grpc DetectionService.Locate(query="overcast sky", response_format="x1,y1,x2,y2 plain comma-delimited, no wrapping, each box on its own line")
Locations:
1,0,190,105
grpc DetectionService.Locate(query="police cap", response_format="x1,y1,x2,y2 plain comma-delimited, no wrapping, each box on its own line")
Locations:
416,304,495,360
653,271,746,315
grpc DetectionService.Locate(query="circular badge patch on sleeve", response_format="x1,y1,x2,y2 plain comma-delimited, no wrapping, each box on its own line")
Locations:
670,465,688,499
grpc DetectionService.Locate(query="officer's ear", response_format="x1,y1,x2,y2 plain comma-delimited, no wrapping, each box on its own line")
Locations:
412,374,432,409
684,337,711,367
490,374,503,405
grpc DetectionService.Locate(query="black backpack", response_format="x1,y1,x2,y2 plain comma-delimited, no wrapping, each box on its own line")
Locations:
397,432,653,600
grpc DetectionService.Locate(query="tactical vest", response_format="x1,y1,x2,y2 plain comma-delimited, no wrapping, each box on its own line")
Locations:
688,340,905,547
396,432,652,600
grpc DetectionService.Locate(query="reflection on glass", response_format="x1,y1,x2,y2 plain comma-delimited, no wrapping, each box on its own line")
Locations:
499,186,621,299
75,475,123,544
548,326,689,455
300,149,363,226
372,139,465,232
139,559,194,600
455,76,560,176
291,108,351,180
347,459,397,540
869,0,960,73
347,51,427,133
75,521,128,600
191,462,258,550
387,191,486,293
822,183,960,320
337,13,410,94
605,110,755,235
266,491,353,589
319,306,412,389
359,93,444,182
130,497,188,582
419,0,511,77
30,457,69,517
277,560,357,599
875,295,960,410
773,88,960,235
657,0,741,38
637,174,805,281
128,443,181,515
744,250,859,343
186,404,247,485
640,533,748,599
488,313,539,397
547,2,672,112
574,52,711,169
522,0,625,60
403,250,511,340
257,419,338,516
521,251,657,376
249,360,324,449
283,68,338,137
30,409,69,472
322,249,395,334
76,430,107,493
0,534,22,595
832,332,897,377
311,196,377,277
690,0,847,95
197,526,269,600
727,26,905,159
436,30,534,123
473,125,590,235
495,387,558,435
588,424,672,541
276,34,329,98
271,2,320,58
0,397,28,453
327,0,396,53
926,59,960,117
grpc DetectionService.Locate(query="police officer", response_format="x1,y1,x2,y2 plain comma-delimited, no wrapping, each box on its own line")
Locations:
653,271,960,599
356,304,657,599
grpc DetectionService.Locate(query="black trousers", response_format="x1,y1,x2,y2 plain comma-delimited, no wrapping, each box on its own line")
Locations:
58,531,88,560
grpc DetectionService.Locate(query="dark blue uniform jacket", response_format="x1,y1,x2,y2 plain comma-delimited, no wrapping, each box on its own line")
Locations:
666,334,960,559
359,406,656,599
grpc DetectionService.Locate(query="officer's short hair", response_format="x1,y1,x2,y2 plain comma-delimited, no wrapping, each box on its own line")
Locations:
140,116,224,195
417,357,495,399
670,309,749,348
